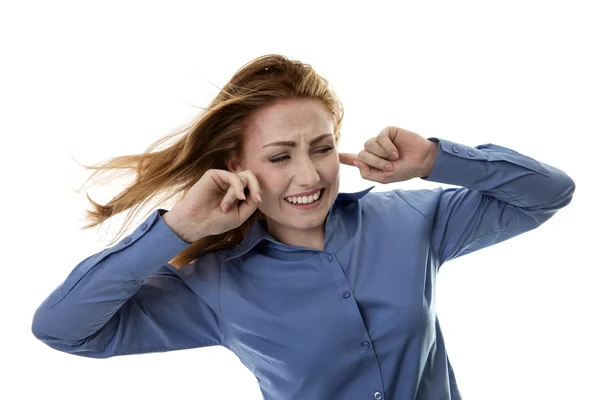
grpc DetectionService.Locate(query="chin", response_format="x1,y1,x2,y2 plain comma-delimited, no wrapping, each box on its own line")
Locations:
288,215,326,230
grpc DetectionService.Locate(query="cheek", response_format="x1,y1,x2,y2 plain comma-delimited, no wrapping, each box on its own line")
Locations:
256,172,283,198
323,157,341,180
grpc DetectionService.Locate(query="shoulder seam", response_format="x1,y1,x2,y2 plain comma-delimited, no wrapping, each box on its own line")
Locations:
391,189,429,223
391,189,440,264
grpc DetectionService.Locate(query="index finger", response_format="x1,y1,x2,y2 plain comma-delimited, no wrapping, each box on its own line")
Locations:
237,170,263,203
338,152,358,166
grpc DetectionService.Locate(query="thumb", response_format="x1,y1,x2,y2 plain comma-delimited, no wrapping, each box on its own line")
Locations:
353,159,370,176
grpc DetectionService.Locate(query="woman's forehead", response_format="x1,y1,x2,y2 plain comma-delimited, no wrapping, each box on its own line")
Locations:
244,100,334,147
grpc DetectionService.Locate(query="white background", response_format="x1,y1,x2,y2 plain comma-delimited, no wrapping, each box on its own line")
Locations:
2,1,598,399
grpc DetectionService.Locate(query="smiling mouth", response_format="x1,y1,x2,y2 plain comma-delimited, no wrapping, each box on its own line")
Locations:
284,188,324,205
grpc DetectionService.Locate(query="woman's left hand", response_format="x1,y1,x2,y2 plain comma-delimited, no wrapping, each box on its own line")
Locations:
338,126,439,184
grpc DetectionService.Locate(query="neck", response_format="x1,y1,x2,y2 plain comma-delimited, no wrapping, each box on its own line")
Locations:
266,221,326,251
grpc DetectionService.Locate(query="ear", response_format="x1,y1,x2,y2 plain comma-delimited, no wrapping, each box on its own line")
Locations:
225,155,243,173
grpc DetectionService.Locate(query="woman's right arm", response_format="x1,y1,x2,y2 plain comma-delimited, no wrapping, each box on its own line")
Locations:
31,209,224,358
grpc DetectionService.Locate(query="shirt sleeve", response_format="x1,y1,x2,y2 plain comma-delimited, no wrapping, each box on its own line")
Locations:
31,209,224,358
421,137,575,267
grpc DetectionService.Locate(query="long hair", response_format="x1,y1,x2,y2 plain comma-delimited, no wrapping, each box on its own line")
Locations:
74,54,345,269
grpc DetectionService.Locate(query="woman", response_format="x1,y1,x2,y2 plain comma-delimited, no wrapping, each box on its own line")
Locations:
31,54,575,399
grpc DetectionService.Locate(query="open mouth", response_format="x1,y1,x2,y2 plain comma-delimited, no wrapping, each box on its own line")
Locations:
284,188,325,208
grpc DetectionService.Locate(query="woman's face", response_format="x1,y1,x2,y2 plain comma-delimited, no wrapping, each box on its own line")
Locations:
229,97,340,246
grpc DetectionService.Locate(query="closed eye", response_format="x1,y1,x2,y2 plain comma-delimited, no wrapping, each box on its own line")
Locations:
270,146,333,163
270,155,290,163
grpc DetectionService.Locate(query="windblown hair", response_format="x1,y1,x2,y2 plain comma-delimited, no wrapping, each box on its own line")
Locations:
74,54,345,269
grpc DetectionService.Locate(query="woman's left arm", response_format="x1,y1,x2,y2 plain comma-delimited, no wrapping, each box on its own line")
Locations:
339,126,576,266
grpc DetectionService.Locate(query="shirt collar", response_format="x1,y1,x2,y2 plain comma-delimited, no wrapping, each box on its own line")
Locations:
225,186,375,261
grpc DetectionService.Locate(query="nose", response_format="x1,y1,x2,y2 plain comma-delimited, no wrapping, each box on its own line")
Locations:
295,157,320,187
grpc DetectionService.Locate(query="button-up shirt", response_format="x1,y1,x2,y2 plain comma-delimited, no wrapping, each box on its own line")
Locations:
32,137,575,399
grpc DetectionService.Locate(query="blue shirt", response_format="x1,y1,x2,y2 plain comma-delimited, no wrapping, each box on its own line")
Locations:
31,137,575,400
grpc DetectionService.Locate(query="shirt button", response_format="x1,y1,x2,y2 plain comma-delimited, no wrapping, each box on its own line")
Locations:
361,341,371,349
467,149,475,157
374,392,382,400
124,236,132,244
451,144,460,153
326,254,333,262
141,223,148,230
343,291,351,298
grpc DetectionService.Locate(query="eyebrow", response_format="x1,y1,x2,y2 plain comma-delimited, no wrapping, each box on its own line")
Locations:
263,133,334,148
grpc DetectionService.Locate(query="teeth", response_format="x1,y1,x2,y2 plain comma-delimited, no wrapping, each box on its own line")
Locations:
285,189,322,205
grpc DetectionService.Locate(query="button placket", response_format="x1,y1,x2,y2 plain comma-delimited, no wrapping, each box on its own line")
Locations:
321,251,384,398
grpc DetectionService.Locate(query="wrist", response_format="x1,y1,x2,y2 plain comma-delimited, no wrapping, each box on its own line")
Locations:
420,140,439,178
162,210,199,244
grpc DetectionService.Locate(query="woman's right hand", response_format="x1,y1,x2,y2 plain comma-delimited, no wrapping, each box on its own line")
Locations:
164,169,263,242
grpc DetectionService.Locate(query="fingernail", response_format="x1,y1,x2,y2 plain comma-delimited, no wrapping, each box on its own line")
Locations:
353,160,360,168
385,164,394,171
392,151,399,159
240,192,246,200
256,193,262,202
221,204,228,213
